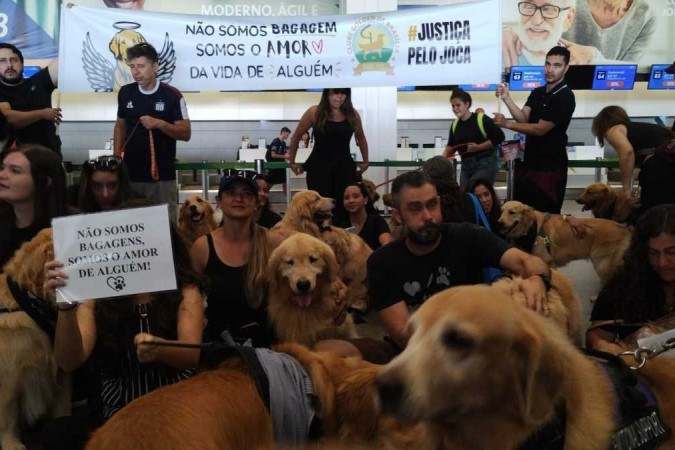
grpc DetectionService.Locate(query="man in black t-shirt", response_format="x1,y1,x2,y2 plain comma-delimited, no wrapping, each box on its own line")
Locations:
0,43,62,157
495,45,576,214
367,171,551,349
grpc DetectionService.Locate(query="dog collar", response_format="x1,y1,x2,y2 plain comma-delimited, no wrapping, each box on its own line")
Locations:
0,305,20,314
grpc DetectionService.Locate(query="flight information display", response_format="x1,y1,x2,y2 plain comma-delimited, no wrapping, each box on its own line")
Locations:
508,66,545,91
591,65,637,90
647,64,675,90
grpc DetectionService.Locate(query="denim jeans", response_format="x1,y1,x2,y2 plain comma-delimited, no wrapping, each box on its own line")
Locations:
460,154,498,190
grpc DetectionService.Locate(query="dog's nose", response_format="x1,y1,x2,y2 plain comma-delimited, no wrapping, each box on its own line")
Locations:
296,279,311,292
375,377,404,414
189,205,197,212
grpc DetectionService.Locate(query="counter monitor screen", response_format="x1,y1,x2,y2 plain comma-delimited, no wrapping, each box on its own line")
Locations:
647,64,675,90
458,83,499,91
508,66,545,91
591,65,637,90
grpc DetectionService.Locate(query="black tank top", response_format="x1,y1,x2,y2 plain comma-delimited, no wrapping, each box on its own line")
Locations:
626,122,673,166
202,234,273,346
308,119,354,164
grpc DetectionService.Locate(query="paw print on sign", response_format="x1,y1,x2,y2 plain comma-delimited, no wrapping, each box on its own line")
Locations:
435,267,450,286
106,276,127,292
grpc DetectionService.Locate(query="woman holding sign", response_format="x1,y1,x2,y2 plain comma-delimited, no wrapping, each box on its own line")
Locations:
42,216,204,447
288,88,369,223
0,144,68,268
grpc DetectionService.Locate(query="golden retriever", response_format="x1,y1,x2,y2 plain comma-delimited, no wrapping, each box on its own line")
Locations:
576,182,635,223
272,190,372,311
492,269,583,344
108,29,147,91
499,200,631,284
376,283,675,450
360,178,381,204
267,233,357,346
178,195,218,245
271,190,335,239
0,229,70,450
85,343,422,450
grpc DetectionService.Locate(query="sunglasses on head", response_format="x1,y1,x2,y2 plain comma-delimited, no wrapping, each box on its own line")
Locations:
221,169,259,181
83,155,123,172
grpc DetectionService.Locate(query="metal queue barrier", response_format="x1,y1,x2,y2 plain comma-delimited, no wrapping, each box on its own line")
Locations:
65,158,623,205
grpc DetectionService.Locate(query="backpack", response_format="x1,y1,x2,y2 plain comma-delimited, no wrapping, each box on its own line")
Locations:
450,112,498,157
467,193,503,283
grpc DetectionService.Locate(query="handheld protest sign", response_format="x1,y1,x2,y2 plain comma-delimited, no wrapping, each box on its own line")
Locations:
51,205,177,303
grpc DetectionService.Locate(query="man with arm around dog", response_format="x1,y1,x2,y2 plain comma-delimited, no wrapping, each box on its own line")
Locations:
114,43,191,222
367,171,551,350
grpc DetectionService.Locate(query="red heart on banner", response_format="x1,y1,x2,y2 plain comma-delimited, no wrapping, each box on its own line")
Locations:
312,40,324,53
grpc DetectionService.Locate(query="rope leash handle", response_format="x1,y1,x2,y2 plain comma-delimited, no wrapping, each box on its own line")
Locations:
149,128,159,181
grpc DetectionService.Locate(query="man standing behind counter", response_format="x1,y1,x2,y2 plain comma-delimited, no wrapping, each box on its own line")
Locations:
114,43,191,221
0,43,62,158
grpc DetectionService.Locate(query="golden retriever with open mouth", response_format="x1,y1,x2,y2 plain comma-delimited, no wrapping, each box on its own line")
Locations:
0,229,71,450
272,190,372,311
499,200,631,284
576,182,635,223
376,283,675,450
178,195,218,245
85,343,422,450
267,233,357,346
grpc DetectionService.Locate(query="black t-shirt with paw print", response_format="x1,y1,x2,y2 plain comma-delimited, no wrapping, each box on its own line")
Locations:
367,223,511,311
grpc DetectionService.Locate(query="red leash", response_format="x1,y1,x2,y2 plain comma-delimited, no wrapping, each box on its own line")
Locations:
373,143,467,189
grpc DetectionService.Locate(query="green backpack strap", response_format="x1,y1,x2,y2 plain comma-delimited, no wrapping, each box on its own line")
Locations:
452,112,488,140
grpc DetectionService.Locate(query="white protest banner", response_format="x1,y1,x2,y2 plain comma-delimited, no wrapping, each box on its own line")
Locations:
58,1,501,93
51,205,177,303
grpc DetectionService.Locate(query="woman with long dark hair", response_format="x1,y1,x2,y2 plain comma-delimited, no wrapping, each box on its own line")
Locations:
587,204,675,348
592,105,675,213
77,155,134,212
336,182,392,250
0,144,68,268
287,88,369,222
42,213,205,448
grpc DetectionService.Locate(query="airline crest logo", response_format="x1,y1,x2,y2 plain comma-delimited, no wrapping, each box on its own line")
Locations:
346,17,399,76
81,22,177,92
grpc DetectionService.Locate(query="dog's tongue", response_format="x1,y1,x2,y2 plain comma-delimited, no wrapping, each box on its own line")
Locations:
294,293,312,308
191,212,204,222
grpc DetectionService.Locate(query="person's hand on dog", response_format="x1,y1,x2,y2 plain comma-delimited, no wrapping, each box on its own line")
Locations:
520,275,549,316
135,333,161,363
333,278,349,326
43,256,68,303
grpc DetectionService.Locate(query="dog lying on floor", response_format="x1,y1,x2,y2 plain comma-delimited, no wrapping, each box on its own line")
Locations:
376,283,675,450
499,200,632,284
178,195,219,245
0,228,71,450
267,233,357,347
85,343,422,450
576,182,635,223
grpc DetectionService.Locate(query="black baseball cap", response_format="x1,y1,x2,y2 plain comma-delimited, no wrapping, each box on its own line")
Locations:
218,169,259,195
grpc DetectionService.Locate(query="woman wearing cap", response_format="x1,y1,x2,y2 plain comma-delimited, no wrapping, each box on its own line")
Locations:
288,88,369,222
592,105,675,214
190,169,283,346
